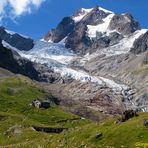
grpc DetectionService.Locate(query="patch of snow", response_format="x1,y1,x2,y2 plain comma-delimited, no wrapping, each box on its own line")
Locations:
99,77,129,91
40,38,46,42
5,29,30,39
123,15,131,23
81,8,93,13
48,40,53,43
2,40,20,52
99,7,114,14
40,38,53,43
102,29,148,56
87,14,115,38
5,29,16,35
58,36,67,45
72,8,93,23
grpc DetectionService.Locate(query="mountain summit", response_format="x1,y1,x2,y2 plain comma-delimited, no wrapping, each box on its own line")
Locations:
43,6,147,55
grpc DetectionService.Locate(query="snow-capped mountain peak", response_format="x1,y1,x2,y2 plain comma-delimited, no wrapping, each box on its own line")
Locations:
72,6,113,23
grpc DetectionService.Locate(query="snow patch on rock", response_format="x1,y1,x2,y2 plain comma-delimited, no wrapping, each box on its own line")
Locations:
5,29,30,39
72,8,93,23
99,7,114,14
2,40,20,52
87,13,115,38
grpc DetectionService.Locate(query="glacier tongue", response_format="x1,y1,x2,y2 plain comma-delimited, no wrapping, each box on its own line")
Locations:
13,40,130,92
3,28,147,93
19,41,76,66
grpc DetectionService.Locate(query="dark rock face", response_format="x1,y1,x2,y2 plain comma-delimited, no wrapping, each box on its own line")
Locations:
0,40,39,79
130,31,148,54
108,32,124,46
44,17,75,42
0,26,34,51
109,14,140,35
65,23,91,54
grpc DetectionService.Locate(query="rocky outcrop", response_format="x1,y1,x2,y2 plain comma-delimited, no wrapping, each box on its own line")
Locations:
0,26,34,51
65,22,91,54
44,17,75,42
120,110,138,122
108,14,140,35
0,40,39,79
130,31,148,54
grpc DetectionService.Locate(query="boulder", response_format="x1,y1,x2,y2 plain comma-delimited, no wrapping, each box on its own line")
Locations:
95,132,103,139
109,14,140,35
44,17,75,42
121,110,138,122
144,119,148,127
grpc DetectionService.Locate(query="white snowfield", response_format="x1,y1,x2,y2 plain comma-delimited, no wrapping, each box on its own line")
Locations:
87,13,115,38
99,7,114,14
5,29,16,35
72,8,93,23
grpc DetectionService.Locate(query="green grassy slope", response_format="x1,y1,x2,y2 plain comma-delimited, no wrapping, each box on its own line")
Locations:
0,71,147,148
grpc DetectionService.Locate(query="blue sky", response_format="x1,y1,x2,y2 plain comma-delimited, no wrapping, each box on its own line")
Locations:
1,0,148,39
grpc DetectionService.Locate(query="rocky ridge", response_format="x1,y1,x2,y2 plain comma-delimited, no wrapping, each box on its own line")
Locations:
0,26,34,51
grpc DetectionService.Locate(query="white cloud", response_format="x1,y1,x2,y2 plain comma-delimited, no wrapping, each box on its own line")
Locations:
0,0,46,23
32,0,45,7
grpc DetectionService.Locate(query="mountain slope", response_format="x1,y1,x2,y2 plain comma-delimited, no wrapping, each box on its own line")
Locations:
0,69,147,147
0,39,39,80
